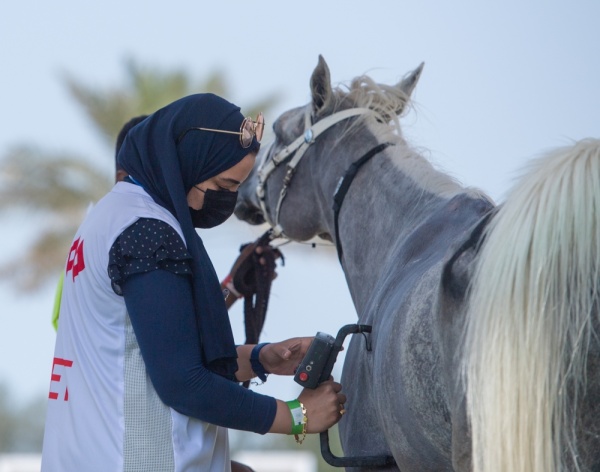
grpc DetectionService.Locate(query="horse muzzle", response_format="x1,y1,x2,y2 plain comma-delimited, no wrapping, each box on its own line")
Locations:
234,199,265,226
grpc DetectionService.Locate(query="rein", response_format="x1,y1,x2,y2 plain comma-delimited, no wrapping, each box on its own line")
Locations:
233,230,284,388
241,250,275,388
332,142,393,263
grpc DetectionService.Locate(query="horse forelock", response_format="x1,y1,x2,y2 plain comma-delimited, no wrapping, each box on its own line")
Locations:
273,74,411,148
330,74,410,133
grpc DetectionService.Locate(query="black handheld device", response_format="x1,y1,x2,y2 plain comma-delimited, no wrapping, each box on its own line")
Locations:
292,324,395,468
294,324,373,390
293,332,336,389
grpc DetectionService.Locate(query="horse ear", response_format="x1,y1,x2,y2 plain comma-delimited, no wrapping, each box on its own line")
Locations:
399,62,424,97
310,55,335,117
394,62,425,115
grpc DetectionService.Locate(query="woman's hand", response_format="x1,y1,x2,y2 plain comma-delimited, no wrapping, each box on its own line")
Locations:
267,378,346,434
299,379,346,433
259,337,314,375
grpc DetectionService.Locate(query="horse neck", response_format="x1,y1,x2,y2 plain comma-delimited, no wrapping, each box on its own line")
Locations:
315,136,466,313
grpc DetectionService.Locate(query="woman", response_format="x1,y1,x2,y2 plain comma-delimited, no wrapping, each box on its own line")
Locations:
41,94,345,471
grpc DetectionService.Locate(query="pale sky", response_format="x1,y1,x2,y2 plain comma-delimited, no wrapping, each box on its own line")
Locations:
0,0,598,432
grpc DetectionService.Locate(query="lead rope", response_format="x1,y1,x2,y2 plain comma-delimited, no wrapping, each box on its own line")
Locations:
236,231,284,388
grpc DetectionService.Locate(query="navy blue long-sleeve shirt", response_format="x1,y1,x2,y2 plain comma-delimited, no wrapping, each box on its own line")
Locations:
108,218,276,433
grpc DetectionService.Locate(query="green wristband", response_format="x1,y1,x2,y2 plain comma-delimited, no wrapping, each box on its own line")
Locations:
286,399,304,435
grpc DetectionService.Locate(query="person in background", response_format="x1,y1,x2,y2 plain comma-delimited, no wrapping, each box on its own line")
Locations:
42,94,345,471
51,115,147,330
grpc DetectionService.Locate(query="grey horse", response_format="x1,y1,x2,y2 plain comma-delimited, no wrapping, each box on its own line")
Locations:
235,56,600,472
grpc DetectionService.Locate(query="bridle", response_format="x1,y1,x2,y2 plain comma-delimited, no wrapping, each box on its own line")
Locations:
256,106,392,263
331,141,392,262
256,107,372,238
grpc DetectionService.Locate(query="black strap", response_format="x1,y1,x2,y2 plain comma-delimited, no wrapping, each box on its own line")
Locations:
332,143,392,263
250,342,270,382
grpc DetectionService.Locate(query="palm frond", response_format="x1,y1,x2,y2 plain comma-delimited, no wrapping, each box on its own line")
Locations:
2,60,283,293
0,225,81,292
0,146,112,212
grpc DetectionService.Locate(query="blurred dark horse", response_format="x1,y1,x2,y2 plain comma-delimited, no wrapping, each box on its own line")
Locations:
235,55,600,471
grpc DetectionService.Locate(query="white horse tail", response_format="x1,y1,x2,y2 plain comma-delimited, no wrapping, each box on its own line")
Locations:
464,138,600,472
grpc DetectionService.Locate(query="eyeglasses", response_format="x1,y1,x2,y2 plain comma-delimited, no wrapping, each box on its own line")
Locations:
177,112,264,148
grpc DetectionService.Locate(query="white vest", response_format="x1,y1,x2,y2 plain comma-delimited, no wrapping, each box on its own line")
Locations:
41,182,230,472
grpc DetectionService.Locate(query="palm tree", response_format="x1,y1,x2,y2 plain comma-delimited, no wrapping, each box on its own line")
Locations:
0,59,281,291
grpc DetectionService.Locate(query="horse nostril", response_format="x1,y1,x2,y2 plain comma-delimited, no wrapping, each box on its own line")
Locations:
251,213,265,225
234,202,265,226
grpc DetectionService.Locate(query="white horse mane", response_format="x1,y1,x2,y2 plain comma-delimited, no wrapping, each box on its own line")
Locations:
464,138,600,471
329,75,487,200
330,73,409,134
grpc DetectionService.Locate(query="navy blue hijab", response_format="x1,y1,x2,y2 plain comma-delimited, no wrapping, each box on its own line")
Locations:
117,93,259,379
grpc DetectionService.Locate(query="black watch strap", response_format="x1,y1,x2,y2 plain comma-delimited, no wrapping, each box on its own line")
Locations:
250,342,270,382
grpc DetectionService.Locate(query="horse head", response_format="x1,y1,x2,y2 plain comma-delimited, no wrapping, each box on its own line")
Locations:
235,55,424,244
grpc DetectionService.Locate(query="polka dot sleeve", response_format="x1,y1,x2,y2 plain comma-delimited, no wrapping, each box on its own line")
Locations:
108,218,192,295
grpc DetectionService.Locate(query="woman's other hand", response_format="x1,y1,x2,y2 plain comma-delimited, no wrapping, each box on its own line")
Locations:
299,379,346,433
260,337,313,375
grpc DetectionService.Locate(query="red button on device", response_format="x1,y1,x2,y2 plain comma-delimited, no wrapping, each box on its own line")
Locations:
298,372,309,382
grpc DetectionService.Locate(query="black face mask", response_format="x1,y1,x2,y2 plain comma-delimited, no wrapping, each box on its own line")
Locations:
189,188,238,228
